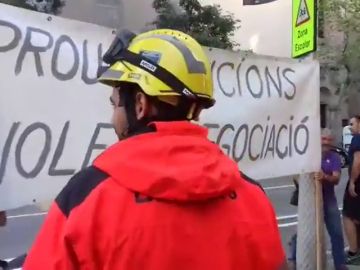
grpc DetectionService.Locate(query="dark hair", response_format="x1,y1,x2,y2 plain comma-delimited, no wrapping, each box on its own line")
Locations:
118,83,197,136
148,96,196,121
351,115,360,122
120,82,194,120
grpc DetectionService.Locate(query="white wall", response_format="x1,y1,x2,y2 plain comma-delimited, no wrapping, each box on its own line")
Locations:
60,0,292,57
198,0,292,58
61,0,156,31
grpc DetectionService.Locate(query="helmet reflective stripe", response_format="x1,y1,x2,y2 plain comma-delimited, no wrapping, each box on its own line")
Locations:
135,35,206,74
100,69,124,80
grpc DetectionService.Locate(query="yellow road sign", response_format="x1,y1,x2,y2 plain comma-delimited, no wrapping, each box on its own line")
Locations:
292,0,316,58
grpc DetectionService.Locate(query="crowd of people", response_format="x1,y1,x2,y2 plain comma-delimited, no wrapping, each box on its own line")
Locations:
288,117,360,269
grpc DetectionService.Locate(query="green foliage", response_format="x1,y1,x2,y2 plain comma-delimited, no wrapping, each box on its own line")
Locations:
317,0,360,107
318,0,360,79
152,0,240,49
0,0,65,15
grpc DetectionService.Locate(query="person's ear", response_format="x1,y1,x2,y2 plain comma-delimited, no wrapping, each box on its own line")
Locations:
135,91,151,120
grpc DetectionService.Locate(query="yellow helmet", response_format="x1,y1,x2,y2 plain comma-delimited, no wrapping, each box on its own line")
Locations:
98,29,215,109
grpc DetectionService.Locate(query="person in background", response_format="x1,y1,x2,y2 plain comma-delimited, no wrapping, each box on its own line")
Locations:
343,115,360,264
0,211,8,269
315,129,347,270
287,175,299,269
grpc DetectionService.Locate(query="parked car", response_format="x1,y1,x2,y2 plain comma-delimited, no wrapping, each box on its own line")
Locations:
343,125,353,153
330,146,349,168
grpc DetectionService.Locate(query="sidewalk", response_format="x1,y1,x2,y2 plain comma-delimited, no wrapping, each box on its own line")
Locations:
326,257,360,270
326,257,360,269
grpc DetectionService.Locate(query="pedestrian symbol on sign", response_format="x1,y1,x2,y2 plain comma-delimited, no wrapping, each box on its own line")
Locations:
296,0,310,26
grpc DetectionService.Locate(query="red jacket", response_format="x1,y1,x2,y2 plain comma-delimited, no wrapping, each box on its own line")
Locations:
24,121,286,270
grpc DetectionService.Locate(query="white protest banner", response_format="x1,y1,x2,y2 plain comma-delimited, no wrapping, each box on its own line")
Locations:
0,4,321,210
0,4,117,210
201,47,321,180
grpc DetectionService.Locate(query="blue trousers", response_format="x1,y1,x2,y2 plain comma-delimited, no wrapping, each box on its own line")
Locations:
324,196,347,269
289,196,346,270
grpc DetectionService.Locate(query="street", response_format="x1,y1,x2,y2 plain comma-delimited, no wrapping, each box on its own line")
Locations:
0,171,350,264
1,0,360,268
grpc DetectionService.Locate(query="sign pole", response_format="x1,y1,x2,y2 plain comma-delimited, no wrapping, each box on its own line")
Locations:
315,176,325,270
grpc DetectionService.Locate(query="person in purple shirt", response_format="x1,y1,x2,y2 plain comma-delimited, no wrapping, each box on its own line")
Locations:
315,132,347,270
